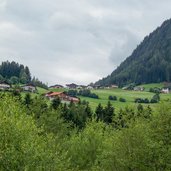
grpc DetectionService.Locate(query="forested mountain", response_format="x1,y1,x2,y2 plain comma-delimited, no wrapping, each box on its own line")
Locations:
96,18,171,87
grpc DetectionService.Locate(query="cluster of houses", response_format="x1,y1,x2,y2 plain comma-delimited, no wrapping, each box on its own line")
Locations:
49,83,119,90
44,91,79,103
122,85,170,94
0,83,37,93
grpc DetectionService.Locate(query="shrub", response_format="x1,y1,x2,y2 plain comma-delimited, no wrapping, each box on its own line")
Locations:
109,95,117,101
119,97,126,102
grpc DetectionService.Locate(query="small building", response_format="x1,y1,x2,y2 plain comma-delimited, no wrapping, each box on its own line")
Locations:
22,84,37,93
161,88,169,94
49,84,64,89
111,84,118,88
46,92,66,100
66,83,78,89
65,96,80,103
0,83,10,90
45,91,80,103
87,86,93,90
133,87,144,91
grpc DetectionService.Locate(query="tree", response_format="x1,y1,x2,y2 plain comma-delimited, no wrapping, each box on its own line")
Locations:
104,101,114,124
24,93,32,107
19,69,28,84
151,93,160,103
0,74,4,82
25,66,31,82
51,97,61,110
0,94,59,170
10,76,19,84
95,103,104,121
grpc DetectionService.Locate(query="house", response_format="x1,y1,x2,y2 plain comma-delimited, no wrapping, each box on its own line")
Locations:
22,84,37,93
66,83,78,89
111,84,118,88
66,96,80,103
45,91,80,103
133,87,144,91
44,91,54,97
45,92,66,100
93,85,101,89
77,85,87,89
122,86,128,90
161,88,169,94
0,83,10,90
87,85,93,89
49,84,64,89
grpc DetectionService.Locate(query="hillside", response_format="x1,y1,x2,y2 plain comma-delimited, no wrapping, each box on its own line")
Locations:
96,18,171,87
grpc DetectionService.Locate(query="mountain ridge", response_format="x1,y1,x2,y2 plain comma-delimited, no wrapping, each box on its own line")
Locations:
95,18,171,87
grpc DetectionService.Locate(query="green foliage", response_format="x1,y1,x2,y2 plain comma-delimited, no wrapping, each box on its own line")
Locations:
51,97,61,110
23,93,32,107
151,93,160,103
0,95,59,170
108,95,117,101
0,92,171,170
31,76,48,90
119,97,126,102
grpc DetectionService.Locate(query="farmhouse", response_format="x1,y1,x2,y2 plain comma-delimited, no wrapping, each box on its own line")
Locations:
45,91,80,103
134,86,144,91
46,92,66,100
22,84,37,93
161,88,169,94
66,83,78,89
0,83,10,90
49,84,64,89
111,84,118,88
87,85,93,89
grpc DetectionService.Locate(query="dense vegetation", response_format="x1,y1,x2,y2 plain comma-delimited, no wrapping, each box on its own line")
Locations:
0,61,48,89
67,89,99,99
0,61,31,84
96,18,171,87
0,92,171,170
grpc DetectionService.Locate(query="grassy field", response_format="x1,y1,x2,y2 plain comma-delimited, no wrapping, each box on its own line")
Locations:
48,83,171,111
140,83,164,91
79,88,170,111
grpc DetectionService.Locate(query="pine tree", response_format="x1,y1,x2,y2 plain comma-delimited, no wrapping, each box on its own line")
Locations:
95,103,104,121
104,101,114,124
51,97,61,110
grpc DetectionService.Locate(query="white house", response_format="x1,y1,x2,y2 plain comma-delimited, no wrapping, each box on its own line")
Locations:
161,88,169,94
0,83,10,90
22,85,37,93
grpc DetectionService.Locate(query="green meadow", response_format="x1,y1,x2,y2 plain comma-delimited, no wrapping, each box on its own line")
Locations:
47,83,171,111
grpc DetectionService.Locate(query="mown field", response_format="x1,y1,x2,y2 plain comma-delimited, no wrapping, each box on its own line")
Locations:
48,83,171,111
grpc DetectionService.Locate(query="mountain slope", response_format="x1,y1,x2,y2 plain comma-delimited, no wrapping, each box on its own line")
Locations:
96,19,171,87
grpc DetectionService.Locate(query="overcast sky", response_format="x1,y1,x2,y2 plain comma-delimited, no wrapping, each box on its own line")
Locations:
0,0,171,86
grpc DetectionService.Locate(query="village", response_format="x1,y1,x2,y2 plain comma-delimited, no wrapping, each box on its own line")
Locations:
0,82,170,105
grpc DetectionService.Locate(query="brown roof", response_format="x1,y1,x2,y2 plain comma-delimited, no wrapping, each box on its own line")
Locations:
47,92,64,97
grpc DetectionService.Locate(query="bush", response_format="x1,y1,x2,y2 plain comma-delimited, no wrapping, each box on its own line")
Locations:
109,95,117,101
135,98,149,103
119,97,126,102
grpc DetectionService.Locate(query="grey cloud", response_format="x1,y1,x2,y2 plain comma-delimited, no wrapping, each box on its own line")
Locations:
0,0,171,85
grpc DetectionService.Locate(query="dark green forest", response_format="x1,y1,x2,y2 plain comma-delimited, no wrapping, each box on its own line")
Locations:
0,92,171,171
0,61,48,89
96,19,171,87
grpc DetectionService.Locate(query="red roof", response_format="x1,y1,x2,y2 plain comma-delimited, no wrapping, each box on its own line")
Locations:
47,92,64,97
